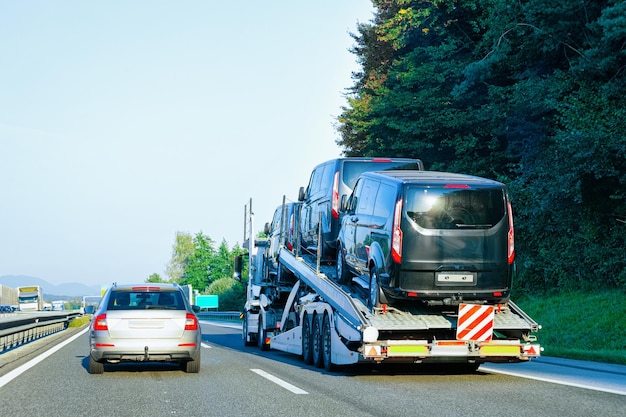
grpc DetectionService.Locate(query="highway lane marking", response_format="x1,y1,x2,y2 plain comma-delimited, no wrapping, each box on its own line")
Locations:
0,327,89,389
201,342,212,348
479,365,626,396
250,368,308,394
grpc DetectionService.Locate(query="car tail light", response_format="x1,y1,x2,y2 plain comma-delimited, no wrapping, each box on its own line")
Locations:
391,199,403,263
185,313,198,331
507,201,515,264
93,314,108,331
331,170,340,219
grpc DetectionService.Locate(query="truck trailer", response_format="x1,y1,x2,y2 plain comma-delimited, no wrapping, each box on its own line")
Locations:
242,196,542,371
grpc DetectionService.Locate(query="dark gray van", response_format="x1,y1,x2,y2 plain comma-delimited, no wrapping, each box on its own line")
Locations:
336,170,514,308
298,157,424,260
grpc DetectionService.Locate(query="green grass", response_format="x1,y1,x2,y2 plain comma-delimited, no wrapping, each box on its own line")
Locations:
68,315,91,328
515,290,626,365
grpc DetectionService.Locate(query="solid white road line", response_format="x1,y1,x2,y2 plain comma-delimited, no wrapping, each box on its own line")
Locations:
250,368,308,394
0,327,89,389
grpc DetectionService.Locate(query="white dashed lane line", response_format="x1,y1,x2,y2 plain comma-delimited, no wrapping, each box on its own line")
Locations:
250,368,308,394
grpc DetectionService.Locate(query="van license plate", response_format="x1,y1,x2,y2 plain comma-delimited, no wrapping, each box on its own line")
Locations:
436,273,474,283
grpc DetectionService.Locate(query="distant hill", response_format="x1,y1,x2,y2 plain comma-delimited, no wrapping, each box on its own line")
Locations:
0,275,102,298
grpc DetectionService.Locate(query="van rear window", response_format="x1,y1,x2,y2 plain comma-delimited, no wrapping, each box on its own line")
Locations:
342,161,422,189
405,186,505,229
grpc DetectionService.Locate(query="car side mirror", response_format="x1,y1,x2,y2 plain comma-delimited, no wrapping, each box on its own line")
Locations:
84,305,95,315
192,305,201,313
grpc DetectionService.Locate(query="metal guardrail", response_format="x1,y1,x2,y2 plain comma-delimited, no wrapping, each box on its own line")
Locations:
196,311,242,322
0,311,82,353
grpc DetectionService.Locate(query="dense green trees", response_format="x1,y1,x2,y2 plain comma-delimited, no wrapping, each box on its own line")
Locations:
148,232,246,309
338,0,626,292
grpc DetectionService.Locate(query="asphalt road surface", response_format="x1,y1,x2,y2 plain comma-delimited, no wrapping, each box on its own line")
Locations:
0,321,624,417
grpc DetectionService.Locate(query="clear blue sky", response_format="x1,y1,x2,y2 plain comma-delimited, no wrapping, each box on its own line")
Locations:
0,1,374,286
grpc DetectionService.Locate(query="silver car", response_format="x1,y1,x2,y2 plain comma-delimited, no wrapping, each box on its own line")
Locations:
88,283,201,374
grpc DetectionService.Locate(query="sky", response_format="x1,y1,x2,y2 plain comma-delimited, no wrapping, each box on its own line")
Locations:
0,1,375,287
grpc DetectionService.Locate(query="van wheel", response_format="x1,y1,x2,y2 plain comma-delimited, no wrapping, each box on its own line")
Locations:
336,244,351,285
369,267,388,310
302,314,313,365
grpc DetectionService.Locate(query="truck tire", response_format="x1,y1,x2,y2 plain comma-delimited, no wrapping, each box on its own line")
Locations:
336,244,351,285
302,314,313,365
243,311,255,346
312,314,324,368
258,317,270,351
322,313,335,372
89,356,104,374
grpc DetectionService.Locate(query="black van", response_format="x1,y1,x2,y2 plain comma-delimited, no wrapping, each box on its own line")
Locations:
298,157,424,259
336,170,515,308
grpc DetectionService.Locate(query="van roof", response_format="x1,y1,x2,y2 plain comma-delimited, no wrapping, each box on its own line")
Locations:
363,170,505,187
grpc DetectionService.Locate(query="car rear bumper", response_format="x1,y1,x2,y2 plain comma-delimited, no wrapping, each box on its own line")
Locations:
90,337,200,362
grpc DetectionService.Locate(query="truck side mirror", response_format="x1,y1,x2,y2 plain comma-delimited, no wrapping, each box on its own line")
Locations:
298,186,307,202
263,222,270,235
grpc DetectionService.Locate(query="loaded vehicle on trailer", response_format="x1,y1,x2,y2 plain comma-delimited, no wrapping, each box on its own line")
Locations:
298,157,424,261
242,167,541,371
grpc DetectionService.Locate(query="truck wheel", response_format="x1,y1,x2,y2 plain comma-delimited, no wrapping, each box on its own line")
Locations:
336,244,351,285
243,311,255,347
322,314,335,372
302,314,313,365
89,356,104,374
312,314,324,368
258,317,269,351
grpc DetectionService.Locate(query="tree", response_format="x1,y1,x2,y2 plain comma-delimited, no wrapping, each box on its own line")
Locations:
207,277,246,311
180,232,216,291
337,0,626,292
166,231,195,283
146,273,167,283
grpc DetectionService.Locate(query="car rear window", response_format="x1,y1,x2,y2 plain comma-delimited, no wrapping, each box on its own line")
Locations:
405,186,506,229
107,290,185,310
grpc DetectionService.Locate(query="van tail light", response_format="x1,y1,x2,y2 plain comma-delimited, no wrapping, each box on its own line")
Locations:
331,170,340,219
391,199,403,263
94,313,108,331
185,313,199,331
507,201,515,264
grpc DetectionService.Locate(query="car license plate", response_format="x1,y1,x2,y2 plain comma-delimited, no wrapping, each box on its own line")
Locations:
436,272,475,284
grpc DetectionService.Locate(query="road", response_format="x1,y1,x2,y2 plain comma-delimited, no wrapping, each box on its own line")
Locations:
0,321,624,417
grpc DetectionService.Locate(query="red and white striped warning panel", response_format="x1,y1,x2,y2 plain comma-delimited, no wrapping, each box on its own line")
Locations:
456,303,495,341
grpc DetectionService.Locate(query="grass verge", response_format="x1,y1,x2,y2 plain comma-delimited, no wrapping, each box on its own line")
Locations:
68,315,91,328
515,290,626,365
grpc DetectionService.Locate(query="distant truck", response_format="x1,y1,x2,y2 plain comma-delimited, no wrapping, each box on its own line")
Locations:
17,285,44,311
51,300,66,311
